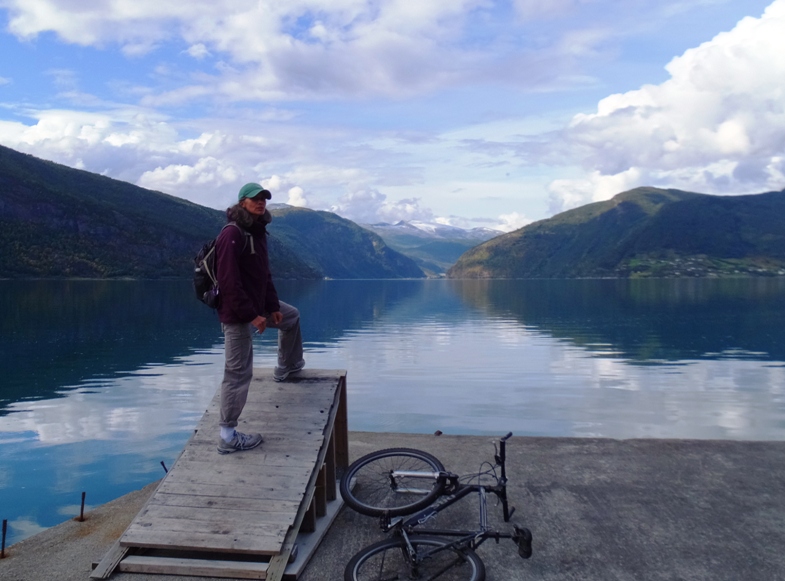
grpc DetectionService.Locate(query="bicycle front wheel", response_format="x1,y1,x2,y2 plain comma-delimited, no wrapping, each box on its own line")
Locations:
340,448,446,516
345,535,486,581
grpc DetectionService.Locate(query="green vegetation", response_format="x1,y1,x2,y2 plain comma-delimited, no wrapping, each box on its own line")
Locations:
0,144,423,279
0,145,228,278
269,206,424,279
448,187,785,279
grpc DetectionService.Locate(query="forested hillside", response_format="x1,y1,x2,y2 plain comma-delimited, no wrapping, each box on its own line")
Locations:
270,206,424,279
0,145,421,279
448,187,785,278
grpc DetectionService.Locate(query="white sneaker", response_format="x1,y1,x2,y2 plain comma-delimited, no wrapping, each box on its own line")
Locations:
217,431,263,454
274,359,305,382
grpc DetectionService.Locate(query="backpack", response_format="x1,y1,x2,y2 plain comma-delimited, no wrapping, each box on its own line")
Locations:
193,223,253,309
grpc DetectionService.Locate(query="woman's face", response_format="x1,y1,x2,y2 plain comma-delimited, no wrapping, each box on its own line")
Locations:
240,195,267,216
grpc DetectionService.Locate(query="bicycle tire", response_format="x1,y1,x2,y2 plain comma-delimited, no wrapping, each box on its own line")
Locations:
340,448,447,517
345,535,486,581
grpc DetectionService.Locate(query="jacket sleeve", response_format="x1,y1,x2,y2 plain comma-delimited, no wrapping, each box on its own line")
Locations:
265,273,281,314
215,226,257,323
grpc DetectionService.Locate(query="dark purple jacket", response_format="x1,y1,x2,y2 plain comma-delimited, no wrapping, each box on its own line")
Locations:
215,211,280,324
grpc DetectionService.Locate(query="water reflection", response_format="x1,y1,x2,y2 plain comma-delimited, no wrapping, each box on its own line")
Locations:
448,278,785,361
0,280,224,410
1,278,785,547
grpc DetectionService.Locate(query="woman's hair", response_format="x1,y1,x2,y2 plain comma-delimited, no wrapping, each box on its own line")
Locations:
226,203,272,228
226,203,256,229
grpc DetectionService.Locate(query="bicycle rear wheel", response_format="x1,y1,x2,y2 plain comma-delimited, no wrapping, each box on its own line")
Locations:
340,448,446,516
345,535,485,581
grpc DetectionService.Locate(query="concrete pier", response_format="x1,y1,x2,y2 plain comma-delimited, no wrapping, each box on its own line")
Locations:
1,432,784,581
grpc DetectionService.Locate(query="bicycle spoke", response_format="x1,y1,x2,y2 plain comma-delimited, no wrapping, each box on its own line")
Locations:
343,449,445,515
346,536,484,581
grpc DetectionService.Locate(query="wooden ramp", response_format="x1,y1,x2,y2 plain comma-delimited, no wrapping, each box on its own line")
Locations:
92,369,348,580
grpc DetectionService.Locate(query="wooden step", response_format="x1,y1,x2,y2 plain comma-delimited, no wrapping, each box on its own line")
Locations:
92,369,348,580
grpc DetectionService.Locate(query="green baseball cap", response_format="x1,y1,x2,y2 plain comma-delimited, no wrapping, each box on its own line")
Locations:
238,182,272,201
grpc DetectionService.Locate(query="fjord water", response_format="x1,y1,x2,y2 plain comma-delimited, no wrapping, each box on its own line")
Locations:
1,278,784,545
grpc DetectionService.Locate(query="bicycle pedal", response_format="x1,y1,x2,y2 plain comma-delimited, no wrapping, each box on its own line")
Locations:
513,526,533,559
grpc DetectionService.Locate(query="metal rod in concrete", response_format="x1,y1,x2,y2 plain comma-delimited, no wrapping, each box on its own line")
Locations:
2,518,7,558
79,492,86,522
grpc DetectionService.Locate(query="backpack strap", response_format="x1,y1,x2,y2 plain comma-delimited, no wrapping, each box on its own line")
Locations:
223,222,255,255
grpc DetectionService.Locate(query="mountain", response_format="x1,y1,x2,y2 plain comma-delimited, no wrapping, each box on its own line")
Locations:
269,206,425,279
362,220,500,275
0,144,420,279
448,187,785,279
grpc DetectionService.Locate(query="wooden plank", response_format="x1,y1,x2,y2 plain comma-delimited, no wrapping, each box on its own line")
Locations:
266,371,347,581
283,483,344,580
161,476,309,498
89,541,129,579
162,464,310,488
204,410,334,426
243,386,338,402
249,369,345,383
325,433,337,502
237,397,335,412
119,556,269,579
333,375,349,473
124,515,288,540
114,369,348,568
165,460,313,483
147,492,300,513
244,388,337,404
315,464,327,517
185,433,324,452
120,530,284,554
300,499,316,534
136,504,298,526
225,411,333,429
178,446,320,468
154,479,306,503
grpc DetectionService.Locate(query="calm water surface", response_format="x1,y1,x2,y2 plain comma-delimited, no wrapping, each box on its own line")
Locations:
1,278,784,545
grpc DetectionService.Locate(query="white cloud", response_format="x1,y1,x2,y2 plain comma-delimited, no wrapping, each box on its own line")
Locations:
137,156,241,199
330,188,435,224
0,0,780,229
546,0,785,211
497,211,533,232
287,185,308,206
514,0,580,19
9,517,47,539
0,0,490,100
185,43,211,59
0,0,641,103
547,168,642,213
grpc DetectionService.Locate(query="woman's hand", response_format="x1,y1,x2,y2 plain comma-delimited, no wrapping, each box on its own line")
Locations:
251,315,267,334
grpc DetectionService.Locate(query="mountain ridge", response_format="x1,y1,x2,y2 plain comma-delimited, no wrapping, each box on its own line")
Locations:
0,144,422,279
448,187,785,279
362,220,500,275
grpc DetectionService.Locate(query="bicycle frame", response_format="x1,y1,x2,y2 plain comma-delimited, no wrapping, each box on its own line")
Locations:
381,433,517,553
343,433,532,580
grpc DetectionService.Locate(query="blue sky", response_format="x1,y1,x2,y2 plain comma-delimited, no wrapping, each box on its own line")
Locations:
0,0,782,231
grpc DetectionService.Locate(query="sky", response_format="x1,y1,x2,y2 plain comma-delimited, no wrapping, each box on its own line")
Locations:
0,0,783,232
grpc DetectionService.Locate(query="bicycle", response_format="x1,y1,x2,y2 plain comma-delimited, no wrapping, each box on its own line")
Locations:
339,432,533,581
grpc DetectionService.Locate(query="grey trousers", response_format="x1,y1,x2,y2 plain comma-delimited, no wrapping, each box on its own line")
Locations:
219,301,304,428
